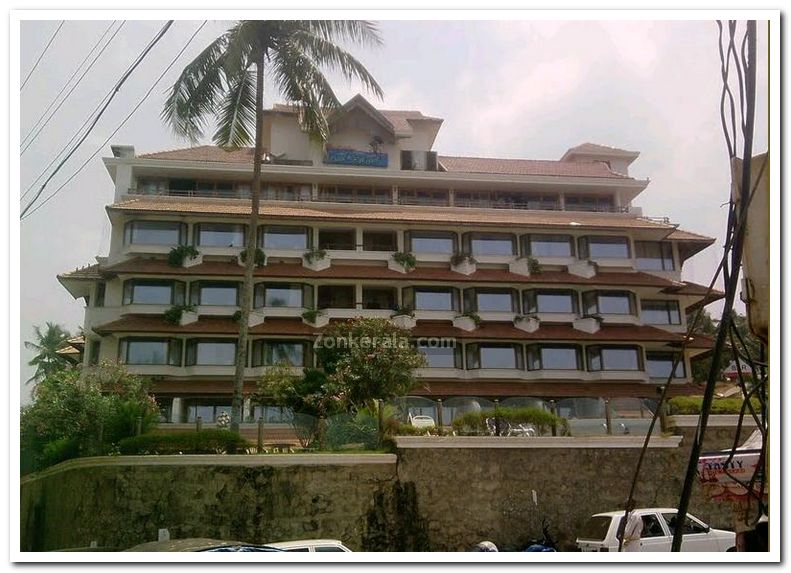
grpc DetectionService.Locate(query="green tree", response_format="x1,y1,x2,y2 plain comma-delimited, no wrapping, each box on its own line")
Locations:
24,322,72,384
315,317,427,412
164,20,383,433
688,309,764,384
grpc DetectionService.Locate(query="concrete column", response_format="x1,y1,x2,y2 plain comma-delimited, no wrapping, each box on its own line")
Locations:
604,398,613,435
396,230,405,252
392,185,399,205
243,396,252,424
448,188,455,207
355,283,364,309
355,227,364,252
171,398,183,424
311,183,319,201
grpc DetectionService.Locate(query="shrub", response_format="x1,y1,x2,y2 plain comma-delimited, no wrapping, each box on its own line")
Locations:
390,305,415,318
451,407,567,436
167,245,199,267
450,252,477,266
40,437,81,468
668,395,761,415
240,247,266,267
303,248,327,264
324,409,379,450
301,309,324,324
163,304,195,325
118,429,249,455
392,251,417,271
103,399,160,444
232,310,243,323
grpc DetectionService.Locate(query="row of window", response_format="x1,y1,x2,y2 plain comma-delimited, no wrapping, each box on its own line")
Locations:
115,337,686,379
122,220,676,270
118,280,682,325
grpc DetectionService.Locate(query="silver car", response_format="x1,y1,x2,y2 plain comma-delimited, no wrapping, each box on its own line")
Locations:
576,508,736,552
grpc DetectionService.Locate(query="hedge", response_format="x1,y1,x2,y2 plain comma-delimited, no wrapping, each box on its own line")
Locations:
668,396,762,415
451,406,569,436
118,429,249,455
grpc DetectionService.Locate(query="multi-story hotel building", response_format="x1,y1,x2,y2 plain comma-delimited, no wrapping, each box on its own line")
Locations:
58,95,720,432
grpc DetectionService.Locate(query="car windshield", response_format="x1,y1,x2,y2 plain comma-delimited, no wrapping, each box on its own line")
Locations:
578,516,613,541
202,545,282,552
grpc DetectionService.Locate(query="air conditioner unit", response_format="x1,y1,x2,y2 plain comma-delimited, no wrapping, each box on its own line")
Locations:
401,150,438,171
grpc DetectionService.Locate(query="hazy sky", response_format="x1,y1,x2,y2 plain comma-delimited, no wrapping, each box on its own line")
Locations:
18,19,769,400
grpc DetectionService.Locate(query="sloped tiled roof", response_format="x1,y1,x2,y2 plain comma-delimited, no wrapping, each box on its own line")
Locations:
94,316,316,336
563,142,640,156
107,198,681,233
137,146,260,163
665,228,717,243
57,264,102,280
438,155,628,178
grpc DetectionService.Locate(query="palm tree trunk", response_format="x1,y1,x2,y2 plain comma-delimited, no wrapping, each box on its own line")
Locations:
231,46,265,434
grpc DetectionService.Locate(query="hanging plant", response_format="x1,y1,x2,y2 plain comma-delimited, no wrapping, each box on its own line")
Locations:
301,308,324,324
231,310,243,323
392,251,417,271
239,248,266,267
455,311,482,327
164,304,196,324
167,245,200,267
390,305,416,318
303,248,328,264
450,252,477,266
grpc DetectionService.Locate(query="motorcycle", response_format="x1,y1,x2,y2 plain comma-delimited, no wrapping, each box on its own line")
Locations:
523,518,558,552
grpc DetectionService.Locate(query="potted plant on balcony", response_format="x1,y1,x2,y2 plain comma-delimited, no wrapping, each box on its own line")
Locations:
513,313,540,333
167,245,201,268
234,308,265,327
450,252,477,275
389,251,416,273
303,248,330,271
509,255,540,277
574,313,604,334
390,305,416,329
164,304,197,326
301,308,329,328
238,247,266,268
453,311,481,331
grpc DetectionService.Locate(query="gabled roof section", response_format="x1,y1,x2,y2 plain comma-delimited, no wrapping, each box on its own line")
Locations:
137,145,261,163
438,155,629,178
327,94,399,138
561,142,641,163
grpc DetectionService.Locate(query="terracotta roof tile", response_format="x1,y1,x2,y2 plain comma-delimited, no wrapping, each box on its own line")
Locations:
57,264,102,280
102,258,682,289
108,198,682,232
438,155,627,178
665,229,716,243
137,146,260,163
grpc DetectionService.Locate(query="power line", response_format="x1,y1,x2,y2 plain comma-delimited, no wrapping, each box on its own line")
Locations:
22,20,204,221
21,21,126,155
20,20,64,91
21,20,175,219
21,21,117,153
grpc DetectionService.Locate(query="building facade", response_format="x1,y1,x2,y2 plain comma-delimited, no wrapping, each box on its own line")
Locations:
58,95,720,432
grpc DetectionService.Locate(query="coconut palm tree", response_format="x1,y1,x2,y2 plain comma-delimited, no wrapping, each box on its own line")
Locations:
25,322,72,384
163,20,383,433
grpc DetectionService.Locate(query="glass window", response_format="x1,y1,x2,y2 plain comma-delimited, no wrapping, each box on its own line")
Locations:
95,282,106,307
640,514,668,538
183,398,231,423
417,342,459,368
467,233,516,256
318,229,356,250
315,546,347,552
646,352,686,379
641,300,681,324
587,346,642,371
414,288,457,311
362,230,397,251
524,290,578,314
260,226,310,250
528,345,581,370
565,194,615,212
317,285,355,309
187,340,237,366
662,513,708,535
476,345,521,369
584,291,635,315
121,339,180,366
474,290,516,312
260,284,305,308
251,405,294,424
194,223,245,247
124,221,184,246
256,341,306,367
635,241,675,271
409,231,456,254
524,234,575,258
580,236,630,259
88,339,101,366
362,287,396,310
123,280,182,305
192,282,239,306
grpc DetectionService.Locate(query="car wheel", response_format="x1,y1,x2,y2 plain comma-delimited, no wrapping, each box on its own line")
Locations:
726,547,736,552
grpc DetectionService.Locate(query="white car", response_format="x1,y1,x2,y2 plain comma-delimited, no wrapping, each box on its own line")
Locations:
576,508,735,552
265,539,352,552
409,415,436,429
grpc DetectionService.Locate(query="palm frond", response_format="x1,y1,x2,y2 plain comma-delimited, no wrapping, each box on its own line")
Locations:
162,32,230,142
291,30,383,100
303,20,383,48
213,68,257,148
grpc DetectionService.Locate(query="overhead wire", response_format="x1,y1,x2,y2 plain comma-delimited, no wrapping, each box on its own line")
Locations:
21,21,207,221
21,20,174,219
20,20,64,91
21,21,126,155
20,21,117,155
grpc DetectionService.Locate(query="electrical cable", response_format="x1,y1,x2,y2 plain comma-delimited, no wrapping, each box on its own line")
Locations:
20,21,64,91
21,21,117,154
21,21,126,155
21,21,206,221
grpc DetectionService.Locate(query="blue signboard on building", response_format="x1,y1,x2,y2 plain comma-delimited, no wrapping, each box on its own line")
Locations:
324,148,388,168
